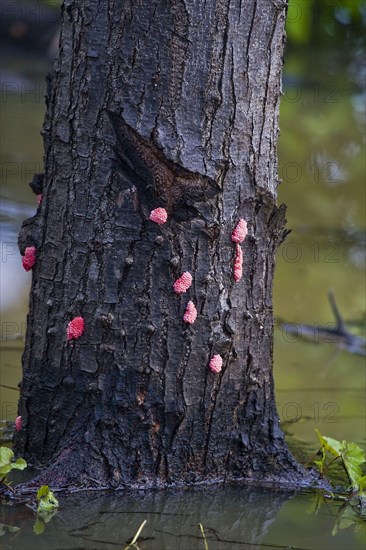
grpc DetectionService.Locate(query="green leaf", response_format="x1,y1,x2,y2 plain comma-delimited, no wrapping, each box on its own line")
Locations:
341,442,366,489
38,497,58,513
0,447,27,478
0,447,14,469
33,518,45,535
12,458,27,471
314,430,366,494
37,486,59,513
322,437,345,456
0,465,12,476
357,476,366,492
37,485,50,500
315,429,344,457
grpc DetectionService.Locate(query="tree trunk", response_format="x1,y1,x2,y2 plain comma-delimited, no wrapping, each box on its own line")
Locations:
15,0,311,490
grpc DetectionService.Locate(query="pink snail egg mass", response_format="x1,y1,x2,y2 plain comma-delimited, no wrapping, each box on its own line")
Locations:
150,207,168,225
231,219,248,243
173,272,192,294
22,246,36,271
67,317,85,340
209,354,223,374
183,301,197,324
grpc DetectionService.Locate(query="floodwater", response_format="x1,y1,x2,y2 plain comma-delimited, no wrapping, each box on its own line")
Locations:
0,7,365,550
1,486,365,550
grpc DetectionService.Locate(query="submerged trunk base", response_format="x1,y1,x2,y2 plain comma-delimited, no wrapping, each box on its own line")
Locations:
13,442,325,495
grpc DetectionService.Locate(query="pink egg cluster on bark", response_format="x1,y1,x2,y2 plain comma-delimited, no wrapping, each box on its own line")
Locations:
22,246,36,271
150,207,168,225
183,301,197,324
173,272,192,294
231,219,248,243
209,354,223,374
67,317,85,340
233,244,243,282
15,416,22,431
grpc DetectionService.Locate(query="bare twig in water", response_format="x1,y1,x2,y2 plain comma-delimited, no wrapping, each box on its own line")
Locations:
123,519,147,550
198,523,209,550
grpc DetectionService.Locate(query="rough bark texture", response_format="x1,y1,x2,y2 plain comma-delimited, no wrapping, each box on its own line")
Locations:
15,0,311,490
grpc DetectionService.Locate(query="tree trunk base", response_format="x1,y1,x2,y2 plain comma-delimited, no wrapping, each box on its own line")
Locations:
9,445,329,496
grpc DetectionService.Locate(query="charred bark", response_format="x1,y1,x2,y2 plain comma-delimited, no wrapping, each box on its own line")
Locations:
15,0,313,490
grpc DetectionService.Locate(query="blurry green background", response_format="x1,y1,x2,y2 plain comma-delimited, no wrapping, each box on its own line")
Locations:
275,0,365,450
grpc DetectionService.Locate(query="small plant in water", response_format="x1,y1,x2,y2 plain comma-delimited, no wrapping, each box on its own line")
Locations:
36,485,59,513
313,429,366,535
0,452,59,536
33,485,59,534
314,429,366,500
0,447,27,491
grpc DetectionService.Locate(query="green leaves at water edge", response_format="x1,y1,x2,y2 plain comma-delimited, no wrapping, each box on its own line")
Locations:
33,486,59,535
342,443,366,492
36,485,59,513
315,429,366,494
0,447,27,477
315,431,343,457
0,447,13,468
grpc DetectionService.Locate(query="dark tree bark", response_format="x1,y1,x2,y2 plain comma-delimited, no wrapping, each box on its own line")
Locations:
15,0,313,490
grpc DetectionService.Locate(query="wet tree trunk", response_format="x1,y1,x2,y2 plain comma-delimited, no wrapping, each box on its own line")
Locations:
15,0,310,490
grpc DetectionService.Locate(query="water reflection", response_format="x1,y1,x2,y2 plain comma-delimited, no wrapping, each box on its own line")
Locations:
0,486,303,550
1,485,365,550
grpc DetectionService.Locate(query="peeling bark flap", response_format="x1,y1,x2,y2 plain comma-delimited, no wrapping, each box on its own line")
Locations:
107,111,219,221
